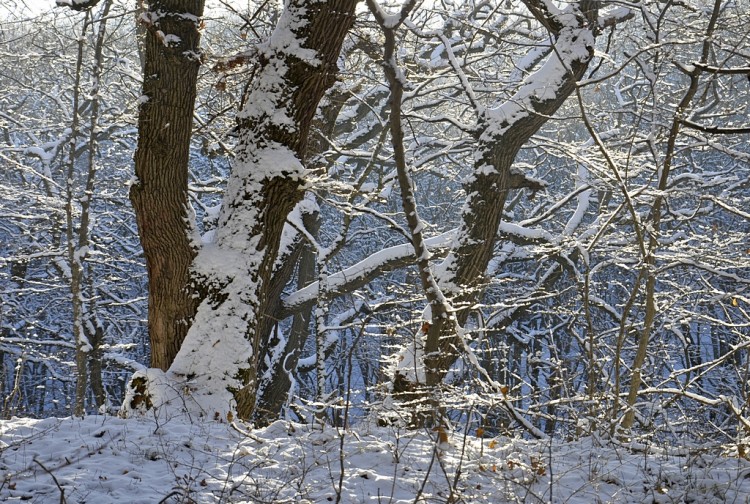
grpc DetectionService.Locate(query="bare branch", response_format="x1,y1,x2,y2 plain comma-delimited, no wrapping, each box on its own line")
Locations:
678,118,750,135
693,62,750,75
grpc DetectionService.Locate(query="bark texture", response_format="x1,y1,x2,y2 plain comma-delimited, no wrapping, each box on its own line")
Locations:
254,209,319,425
165,0,359,421
129,0,205,370
234,0,358,420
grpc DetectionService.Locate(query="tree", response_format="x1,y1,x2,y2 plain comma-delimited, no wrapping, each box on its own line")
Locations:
64,0,115,415
127,0,206,371
124,0,359,421
362,0,631,425
10,0,748,443
1,2,146,417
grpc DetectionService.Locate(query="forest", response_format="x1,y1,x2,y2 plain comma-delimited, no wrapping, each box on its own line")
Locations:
1,0,749,450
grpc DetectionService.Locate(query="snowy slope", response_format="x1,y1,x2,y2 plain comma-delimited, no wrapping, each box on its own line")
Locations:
2,414,750,503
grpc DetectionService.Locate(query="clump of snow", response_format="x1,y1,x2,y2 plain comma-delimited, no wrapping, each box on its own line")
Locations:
236,2,320,129
482,11,594,141
157,31,181,47
2,414,750,503
121,368,185,416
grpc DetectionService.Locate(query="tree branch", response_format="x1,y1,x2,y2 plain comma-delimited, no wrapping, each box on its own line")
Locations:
678,118,750,135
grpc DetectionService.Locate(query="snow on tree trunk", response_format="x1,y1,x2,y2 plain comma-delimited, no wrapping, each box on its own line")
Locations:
122,0,358,422
65,9,89,418
411,0,606,387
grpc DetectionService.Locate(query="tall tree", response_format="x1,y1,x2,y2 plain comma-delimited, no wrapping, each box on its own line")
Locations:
64,0,114,415
379,0,631,390
124,0,359,421
127,0,206,371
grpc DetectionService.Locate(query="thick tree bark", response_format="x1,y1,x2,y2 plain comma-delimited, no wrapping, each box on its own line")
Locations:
137,0,360,422
254,209,319,425
232,0,358,420
129,0,205,370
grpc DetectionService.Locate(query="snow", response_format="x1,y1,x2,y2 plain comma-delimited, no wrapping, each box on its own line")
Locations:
499,221,556,242
367,1,404,30
73,245,89,263
161,284,256,417
54,0,93,8
22,146,53,164
150,144,307,419
283,230,456,312
236,2,320,128
564,164,592,236
509,43,551,82
482,14,594,139
157,32,181,47
2,414,750,503
123,0,341,421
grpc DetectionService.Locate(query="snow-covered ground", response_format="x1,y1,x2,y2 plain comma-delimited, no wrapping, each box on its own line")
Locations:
2,413,750,503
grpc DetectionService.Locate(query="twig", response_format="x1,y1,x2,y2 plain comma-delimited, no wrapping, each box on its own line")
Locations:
413,442,438,503
452,407,473,492
230,421,264,443
33,458,67,504
158,489,197,504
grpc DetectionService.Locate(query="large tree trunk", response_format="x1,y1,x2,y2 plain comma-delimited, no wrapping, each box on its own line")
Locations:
129,0,205,370
227,0,359,421
124,0,359,422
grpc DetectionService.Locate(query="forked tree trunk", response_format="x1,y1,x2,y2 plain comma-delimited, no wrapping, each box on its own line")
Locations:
423,0,601,386
131,0,360,422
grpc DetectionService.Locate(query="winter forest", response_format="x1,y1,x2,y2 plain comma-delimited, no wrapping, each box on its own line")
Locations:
1,0,750,502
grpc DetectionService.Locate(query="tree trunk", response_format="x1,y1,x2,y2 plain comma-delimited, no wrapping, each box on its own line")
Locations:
129,0,206,370
255,209,319,425
620,0,724,431
128,0,359,422
426,0,600,385
66,9,91,417
88,319,107,409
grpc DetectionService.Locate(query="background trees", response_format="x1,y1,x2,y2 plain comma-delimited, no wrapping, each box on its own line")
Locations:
1,1,145,416
1,0,749,444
